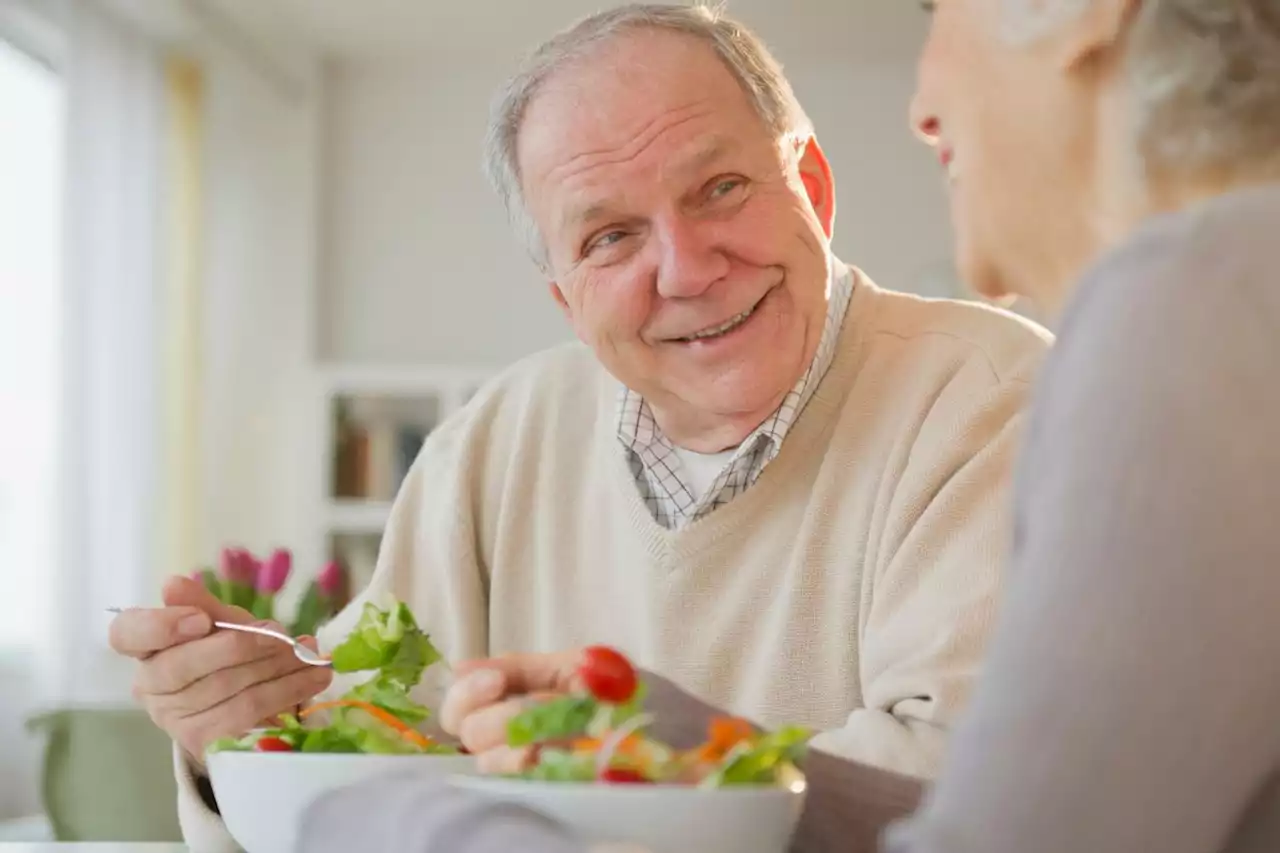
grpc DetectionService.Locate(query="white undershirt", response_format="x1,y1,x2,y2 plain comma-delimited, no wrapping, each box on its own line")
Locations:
671,445,739,500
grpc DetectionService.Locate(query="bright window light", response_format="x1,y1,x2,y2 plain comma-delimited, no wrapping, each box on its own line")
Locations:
0,38,63,650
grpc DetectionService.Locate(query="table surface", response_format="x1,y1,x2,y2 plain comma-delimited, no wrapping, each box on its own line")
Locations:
0,840,186,845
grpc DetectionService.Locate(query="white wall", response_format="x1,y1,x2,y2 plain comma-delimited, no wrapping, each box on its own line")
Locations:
317,55,561,365
317,41,956,366
197,39,325,577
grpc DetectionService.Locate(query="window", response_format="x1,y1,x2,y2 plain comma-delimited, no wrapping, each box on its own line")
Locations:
0,38,63,650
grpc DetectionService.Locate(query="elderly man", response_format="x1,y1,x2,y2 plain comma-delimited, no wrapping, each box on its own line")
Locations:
107,4,1050,851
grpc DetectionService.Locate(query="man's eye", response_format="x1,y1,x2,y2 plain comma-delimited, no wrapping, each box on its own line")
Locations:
586,230,627,254
709,179,743,199
919,0,936,12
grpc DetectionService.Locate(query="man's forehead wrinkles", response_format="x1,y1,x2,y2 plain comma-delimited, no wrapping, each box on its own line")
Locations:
539,105,724,232
542,100,717,188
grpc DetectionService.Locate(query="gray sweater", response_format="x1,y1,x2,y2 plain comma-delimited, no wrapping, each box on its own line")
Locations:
296,183,1280,853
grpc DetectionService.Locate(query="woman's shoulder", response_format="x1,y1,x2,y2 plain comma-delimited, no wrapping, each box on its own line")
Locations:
1020,183,1280,489
1057,184,1280,364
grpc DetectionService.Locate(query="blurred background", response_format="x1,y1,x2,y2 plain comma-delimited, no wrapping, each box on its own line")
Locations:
0,0,971,841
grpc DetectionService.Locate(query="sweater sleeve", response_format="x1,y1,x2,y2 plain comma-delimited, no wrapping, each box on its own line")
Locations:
809,366,1034,778
173,414,493,852
884,222,1280,853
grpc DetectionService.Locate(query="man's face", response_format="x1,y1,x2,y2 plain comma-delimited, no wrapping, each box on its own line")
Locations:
518,30,836,436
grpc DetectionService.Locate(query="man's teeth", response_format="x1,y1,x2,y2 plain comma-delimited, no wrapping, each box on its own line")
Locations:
679,306,755,342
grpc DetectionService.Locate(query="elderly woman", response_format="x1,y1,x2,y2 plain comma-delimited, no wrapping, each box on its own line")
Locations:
296,1,1280,852
884,0,1280,851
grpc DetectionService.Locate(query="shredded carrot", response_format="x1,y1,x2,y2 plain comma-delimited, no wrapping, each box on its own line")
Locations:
708,717,754,749
691,716,755,762
299,700,435,750
572,734,643,757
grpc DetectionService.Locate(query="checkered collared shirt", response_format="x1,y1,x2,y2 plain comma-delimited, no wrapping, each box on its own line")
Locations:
617,266,855,530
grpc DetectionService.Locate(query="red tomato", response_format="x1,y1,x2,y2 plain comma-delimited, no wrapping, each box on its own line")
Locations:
598,767,651,784
578,646,638,704
254,736,293,752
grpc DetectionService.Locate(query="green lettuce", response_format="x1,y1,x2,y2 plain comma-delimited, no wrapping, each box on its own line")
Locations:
207,598,455,756
506,695,600,746
700,725,812,787
344,673,431,724
329,601,441,688
510,748,597,782
208,707,458,756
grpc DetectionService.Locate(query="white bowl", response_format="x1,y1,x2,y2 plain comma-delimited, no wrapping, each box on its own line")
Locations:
207,751,476,853
448,770,807,853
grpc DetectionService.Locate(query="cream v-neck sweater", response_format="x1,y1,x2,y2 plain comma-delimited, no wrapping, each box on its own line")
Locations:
175,267,1052,852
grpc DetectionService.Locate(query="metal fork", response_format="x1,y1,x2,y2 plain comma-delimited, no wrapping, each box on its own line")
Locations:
105,607,333,668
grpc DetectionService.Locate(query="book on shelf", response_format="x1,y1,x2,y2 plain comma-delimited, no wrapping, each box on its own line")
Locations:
333,396,435,502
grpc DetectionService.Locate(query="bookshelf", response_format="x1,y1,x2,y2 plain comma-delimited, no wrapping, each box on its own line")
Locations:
313,364,494,592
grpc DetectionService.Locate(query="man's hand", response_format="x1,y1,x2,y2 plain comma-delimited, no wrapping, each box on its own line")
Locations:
440,650,582,774
108,575,333,767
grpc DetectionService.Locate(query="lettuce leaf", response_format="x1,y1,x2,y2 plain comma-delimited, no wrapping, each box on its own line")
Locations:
380,623,442,689
297,726,363,753
344,673,431,724
700,725,812,787
329,601,441,682
205,599,455,757
506,695,600,746
514,748,598,782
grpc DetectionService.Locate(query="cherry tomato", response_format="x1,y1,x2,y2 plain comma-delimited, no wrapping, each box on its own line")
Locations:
598,767,651,784
578,645,638,704
254,736,293,752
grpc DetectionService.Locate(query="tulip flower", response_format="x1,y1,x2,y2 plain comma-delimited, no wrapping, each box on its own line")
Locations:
250,548,293,620
219,546,259,612
317,561,343,597
257,549,292,595
290,561,347,638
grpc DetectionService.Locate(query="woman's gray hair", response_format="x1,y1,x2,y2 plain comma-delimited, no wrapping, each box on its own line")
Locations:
482,2,813,271
1006,0,1280,180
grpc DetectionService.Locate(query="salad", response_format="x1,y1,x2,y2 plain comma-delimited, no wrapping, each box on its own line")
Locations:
504,646,811,787
208,599,459,756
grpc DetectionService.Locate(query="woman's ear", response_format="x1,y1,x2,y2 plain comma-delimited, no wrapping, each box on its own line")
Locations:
1054,0,1141,72
548,281,571,320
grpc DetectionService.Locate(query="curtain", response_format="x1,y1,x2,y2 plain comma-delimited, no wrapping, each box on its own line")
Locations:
157,55,205,603
49,0,165,704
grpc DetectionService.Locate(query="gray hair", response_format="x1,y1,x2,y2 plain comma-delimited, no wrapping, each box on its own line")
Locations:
482,2,814,272
1005,0,1280,181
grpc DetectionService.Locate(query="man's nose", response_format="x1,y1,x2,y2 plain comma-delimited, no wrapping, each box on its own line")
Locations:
654,217,729,300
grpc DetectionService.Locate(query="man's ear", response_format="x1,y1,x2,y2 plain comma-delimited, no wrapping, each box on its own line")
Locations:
1054,0,1140,72
549,281,572,319
797,136,836,239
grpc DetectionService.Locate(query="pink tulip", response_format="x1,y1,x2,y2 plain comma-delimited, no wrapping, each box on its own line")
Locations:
317,560,343,597
219,547,257,585
257,548,292,594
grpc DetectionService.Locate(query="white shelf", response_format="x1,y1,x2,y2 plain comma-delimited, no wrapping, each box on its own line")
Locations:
316,363,496,397
312,363,497,576
325,499,392,534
